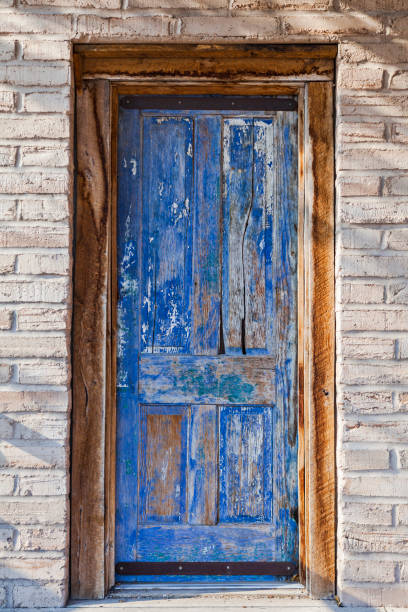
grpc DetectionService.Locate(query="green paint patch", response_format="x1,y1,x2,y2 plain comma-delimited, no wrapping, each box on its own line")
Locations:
179,364,254,403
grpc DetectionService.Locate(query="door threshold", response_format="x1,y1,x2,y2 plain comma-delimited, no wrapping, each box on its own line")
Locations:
113,582,304,593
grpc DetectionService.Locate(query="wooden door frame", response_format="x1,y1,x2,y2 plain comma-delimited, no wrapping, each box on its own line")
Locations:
71,43,336,601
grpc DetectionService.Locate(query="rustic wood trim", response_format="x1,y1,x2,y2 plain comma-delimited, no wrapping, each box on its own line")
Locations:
74,44,336,84
71,79,111,600
114,83,302,96
72,44,336,601
304,81,335,598
297,86,306,587
105,86,118,594
74,44,338,59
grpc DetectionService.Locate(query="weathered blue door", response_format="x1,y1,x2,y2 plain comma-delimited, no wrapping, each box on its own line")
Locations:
116,96,298,582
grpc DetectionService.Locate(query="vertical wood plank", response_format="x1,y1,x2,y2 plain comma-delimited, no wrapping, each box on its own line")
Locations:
219,406,273,523
188,405,217,525
139,406,188,524
141,116,193,354
270,112,299,560
193,115,221,355
306,81,335,598
115,105,141,563
71,80,110,600
222,119,253,353
245,120,268,352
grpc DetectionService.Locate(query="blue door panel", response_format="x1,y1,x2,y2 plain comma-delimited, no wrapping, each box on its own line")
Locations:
116,103,298,581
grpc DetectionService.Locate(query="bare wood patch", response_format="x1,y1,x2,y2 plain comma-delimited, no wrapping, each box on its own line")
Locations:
71,79,110,600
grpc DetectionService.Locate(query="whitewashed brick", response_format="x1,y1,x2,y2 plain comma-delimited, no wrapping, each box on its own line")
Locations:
23,92,70,114
0,146,17,166
398,504,408,525
18,525,66,551
341,199,408,224
0,527,13,552
12,583,65,609
0,115,69,139
340,255,408,277
400,562,408,582
0,364,12,383
388,283,408,305
0,172,68,194
341,363,408,385
0,41,15,62
0,91,16,112
0,441,66,469
344,474,408,498
0,309,13,329
0,390,68,413
282,13,383,37
0,498,67,524
340,147,408,171
20,198,68,222
341,336,394,360
339,585,408,608
77,15,171,37
341,228,382,249
338,122,384,143
344,527,408,553
392,123,408,145
0,333,67,357
344,449,390,471
338,66,383,90
386,176,408,196
400,449,408,469
0,254,15,274
0,200,17,220
337,175,380,197
0,278,69,303
399,392,408,411
343,560,395,583
21,146,70,168
392,17,408,38
388,229,408,251
0,415,13,437
339,93,408,118
398,340,408,361
0,279,68,302
0,475,14,495
0,0,13,6
0,14,72,35
181,16,280,38
342,310,408,331
18,254,69,275
23,0,120,6
339,41,408,64
341,282,384,304
0,64,69,87
0,556,65,580
13,413,68,439
340,0,408,9
344,421,408,443
17,308,67,331
23,41,71,61
17,471,67,496
19,360,69,385
390,71,408,90
341,391,395,416
130,0,226,6
0,226,68,248
342,502,393,525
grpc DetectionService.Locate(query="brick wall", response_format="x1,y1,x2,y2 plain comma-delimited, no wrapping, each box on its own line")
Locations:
0,0,407,608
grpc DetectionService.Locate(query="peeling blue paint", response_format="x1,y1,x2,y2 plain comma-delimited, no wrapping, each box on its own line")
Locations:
116,101,298,583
